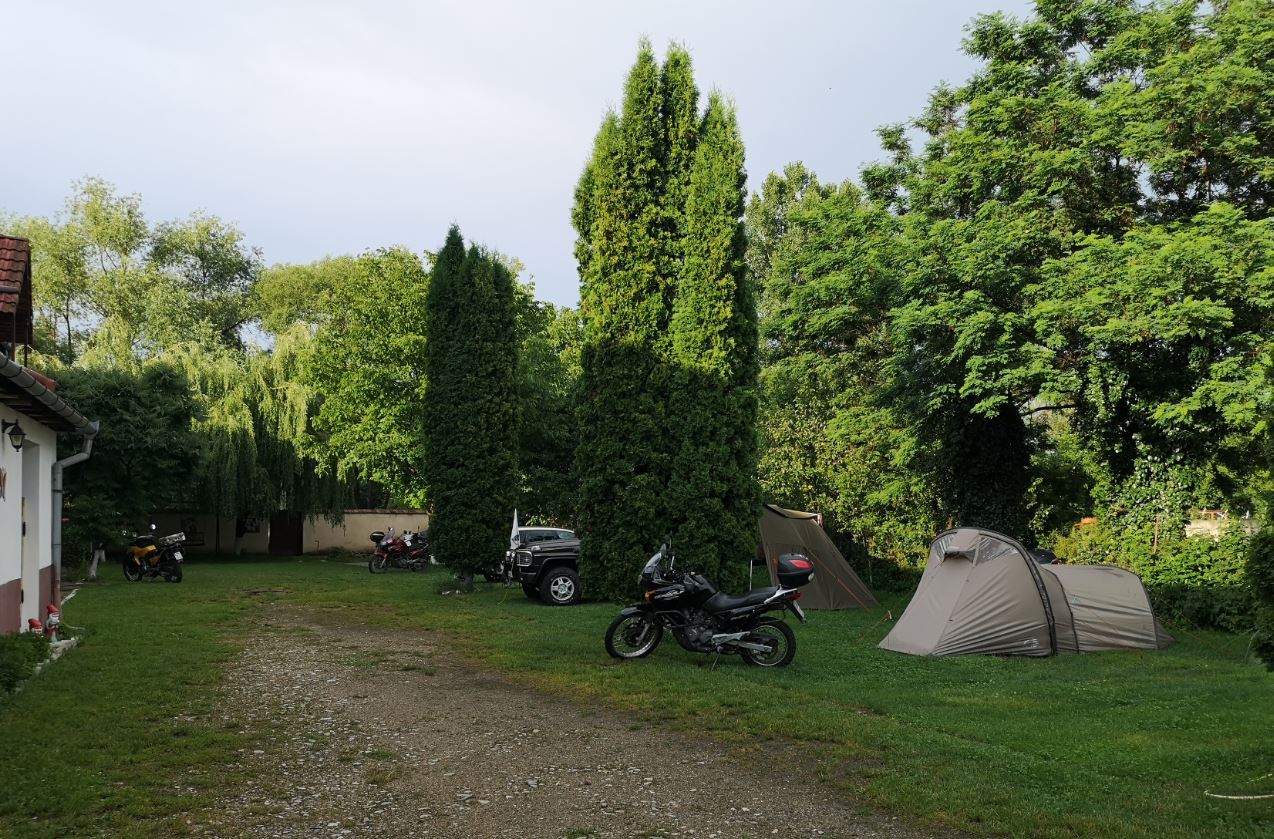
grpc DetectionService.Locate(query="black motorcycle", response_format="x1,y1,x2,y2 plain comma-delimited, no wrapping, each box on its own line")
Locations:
603,543,814,668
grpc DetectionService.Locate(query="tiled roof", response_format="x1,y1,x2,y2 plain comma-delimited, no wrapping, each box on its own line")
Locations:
0,236,31,316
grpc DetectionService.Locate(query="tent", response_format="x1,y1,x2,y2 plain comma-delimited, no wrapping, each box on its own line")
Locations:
880,527,1173,656
758,504,877,610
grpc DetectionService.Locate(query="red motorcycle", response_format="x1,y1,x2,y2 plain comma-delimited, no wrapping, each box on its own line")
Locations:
368,528,431,573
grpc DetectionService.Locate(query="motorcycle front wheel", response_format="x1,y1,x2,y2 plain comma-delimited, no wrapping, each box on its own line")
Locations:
604,613,663,660
123,561,142,582
368,554,390,574
741,619,796,668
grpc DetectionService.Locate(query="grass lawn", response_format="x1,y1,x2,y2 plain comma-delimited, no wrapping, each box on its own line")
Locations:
1,557,1270,838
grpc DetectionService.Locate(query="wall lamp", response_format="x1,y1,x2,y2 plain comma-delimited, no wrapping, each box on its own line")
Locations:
1,420,26,452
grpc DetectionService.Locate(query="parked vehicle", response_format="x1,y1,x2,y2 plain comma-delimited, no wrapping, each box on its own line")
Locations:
603,542,813,667
502,526,581,605
123,524,185,583
368,528,431,573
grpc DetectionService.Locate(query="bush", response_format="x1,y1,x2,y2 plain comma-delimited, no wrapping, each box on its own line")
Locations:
1052,522,1255,632
0,633,51,694
1248,529,1274,669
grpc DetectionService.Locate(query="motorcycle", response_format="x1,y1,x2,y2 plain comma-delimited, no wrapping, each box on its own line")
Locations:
123,524,185,583
604,542,814,667
368,527,431,573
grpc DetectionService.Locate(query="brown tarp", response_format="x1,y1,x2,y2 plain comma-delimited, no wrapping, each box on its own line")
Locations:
879,527,1173,656
758,505,877,610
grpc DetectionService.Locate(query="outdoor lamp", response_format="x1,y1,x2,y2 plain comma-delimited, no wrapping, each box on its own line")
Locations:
1,420,26,452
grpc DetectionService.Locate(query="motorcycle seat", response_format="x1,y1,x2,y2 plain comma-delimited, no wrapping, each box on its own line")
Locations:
703,586,779,613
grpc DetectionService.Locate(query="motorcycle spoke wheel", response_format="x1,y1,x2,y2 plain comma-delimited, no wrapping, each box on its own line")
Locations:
369,555,390,574
604,614,663,659
742,620,796,668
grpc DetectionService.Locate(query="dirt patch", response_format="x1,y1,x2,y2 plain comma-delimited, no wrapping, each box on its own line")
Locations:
195,607,949,838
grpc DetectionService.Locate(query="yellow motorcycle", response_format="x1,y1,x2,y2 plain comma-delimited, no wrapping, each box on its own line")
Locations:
123,524,185,583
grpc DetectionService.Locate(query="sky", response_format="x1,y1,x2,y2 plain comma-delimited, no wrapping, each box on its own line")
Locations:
2,0,1032,308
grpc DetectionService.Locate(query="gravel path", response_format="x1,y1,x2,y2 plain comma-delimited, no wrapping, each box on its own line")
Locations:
197,607,949,839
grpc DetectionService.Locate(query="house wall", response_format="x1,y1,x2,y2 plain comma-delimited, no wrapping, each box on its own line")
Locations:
149,513,270,556
0,404,56,633
303,511,430,554
137,510,430,557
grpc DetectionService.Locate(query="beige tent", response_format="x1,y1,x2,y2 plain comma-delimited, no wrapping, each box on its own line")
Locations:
758,505,877,610
880,528,1173,656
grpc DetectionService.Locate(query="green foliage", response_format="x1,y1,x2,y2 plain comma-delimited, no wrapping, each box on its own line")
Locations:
55,362,201,557
515,294,582,525
667,94,758,591
573,42,682,600
1054,523,1255,632
8,177,261,362
574,43,759,598
753,0,1274,581
1249,529,1274,668
308,248,431,505
749,168,938,566
0,633,49,695
254,256,358,335
167,327,347,525
423,228,519,577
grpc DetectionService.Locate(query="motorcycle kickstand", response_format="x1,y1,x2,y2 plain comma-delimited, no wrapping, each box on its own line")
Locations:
709,650,722,671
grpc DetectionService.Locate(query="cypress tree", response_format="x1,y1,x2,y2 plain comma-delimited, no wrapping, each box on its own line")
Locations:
423,227,518,583
574,42,679,599
667,95,758,591
575,42,756,599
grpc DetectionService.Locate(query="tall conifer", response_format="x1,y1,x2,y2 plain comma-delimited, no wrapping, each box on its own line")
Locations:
574,42,672,599
423,226,518,582
574,43,754,598
668,96,758,591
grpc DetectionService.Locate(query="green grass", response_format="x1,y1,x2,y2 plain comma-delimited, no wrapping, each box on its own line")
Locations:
1,556,1271,838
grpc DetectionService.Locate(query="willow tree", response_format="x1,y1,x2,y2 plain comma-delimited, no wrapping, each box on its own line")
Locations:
168,327,347,553
423,227,518,583
667,95,758,591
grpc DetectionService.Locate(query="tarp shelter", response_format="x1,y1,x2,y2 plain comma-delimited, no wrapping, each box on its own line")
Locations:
880,528,1173,656
758,505,877,610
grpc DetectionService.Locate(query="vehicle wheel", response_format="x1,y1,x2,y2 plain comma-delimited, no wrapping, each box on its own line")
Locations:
521,581,540,601
123,561,142,582
368,554,389,574
164,564,183,583
741,620,796,668
604,613,663,659
539,567,581,606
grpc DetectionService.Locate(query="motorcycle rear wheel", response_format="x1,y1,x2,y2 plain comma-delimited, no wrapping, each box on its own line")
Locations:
604,613,663,659
163,562,183,583
368,554,390,574
741,619,796,668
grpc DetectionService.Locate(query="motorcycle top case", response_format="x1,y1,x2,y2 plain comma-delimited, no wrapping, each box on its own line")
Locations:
369,531,386,544
776,553,815,587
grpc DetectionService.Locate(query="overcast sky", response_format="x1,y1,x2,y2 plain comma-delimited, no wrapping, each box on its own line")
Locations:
3,0,1031,307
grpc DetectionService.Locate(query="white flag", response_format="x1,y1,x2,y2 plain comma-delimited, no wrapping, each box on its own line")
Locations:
510,509,520,548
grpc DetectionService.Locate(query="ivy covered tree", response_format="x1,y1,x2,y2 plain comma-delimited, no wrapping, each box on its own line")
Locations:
666,95,758,592
423,227,518,583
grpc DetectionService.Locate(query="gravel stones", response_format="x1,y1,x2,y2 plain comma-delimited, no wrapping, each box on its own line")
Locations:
193,607,947,839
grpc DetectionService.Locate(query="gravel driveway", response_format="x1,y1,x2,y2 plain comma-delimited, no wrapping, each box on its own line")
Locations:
196,607,949,839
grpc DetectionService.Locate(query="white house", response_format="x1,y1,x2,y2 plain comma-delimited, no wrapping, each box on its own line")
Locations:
0,235,97,633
